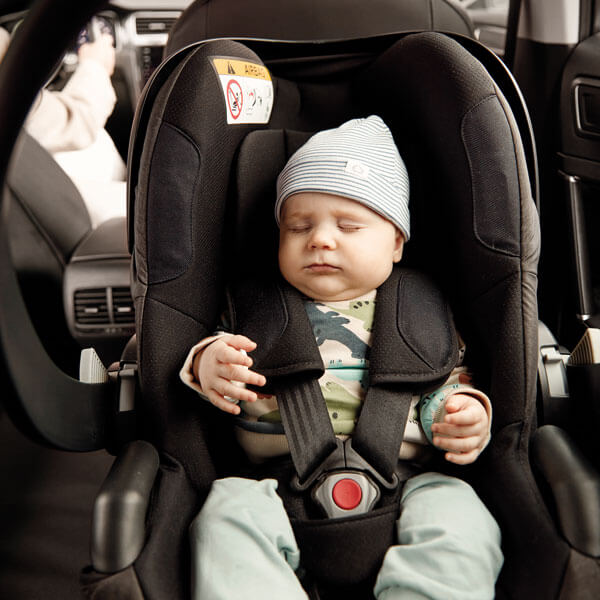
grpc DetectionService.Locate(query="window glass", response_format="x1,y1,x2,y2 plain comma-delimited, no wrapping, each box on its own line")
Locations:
460,0,510,56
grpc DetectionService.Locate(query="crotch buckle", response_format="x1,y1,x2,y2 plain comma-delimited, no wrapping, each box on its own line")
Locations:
291,438,399,518
312,470,381,518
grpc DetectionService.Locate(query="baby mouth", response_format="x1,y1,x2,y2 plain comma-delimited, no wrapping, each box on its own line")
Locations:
306,263,339,272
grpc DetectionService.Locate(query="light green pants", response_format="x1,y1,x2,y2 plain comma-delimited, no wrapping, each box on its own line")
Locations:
190,472,503,599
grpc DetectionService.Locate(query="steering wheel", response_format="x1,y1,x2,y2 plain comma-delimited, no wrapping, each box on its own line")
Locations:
0,0,113,450
6,13,115,90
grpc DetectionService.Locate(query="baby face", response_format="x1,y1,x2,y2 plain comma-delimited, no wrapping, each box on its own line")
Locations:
278,192,404,302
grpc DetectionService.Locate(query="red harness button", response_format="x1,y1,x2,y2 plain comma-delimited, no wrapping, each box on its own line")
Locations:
332,478,363,510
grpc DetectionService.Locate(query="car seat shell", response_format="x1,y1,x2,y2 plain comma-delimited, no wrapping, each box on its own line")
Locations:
118,31,555,599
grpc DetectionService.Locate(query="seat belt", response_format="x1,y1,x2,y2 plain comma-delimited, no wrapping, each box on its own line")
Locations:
503,0,522,70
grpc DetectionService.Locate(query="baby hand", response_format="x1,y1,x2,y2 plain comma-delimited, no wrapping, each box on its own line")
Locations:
431,394,490,465
194,334,266,415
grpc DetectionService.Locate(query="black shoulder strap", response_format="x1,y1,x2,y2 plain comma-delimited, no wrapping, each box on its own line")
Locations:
230,267,459,485
353,268,459,480
368,267,459,389
230,278,334,481
229,278,324,378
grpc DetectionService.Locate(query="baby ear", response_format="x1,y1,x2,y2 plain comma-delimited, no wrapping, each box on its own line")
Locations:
393,230,405,263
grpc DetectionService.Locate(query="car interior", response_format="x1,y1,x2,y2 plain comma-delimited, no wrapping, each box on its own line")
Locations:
2,0,600,598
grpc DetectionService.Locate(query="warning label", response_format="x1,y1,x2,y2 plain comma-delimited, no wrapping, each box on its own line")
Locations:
211,57,274,125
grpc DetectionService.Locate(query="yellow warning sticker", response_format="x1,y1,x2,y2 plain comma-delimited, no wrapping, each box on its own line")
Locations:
212,58,272,81
211,57,274,125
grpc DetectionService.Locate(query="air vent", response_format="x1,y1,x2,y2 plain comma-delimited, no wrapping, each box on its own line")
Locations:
135,17,177,35
73,287,135,332
74,288,109,326
112,287,135,325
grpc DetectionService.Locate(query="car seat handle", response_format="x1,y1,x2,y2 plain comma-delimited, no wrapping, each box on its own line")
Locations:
91,440,160,573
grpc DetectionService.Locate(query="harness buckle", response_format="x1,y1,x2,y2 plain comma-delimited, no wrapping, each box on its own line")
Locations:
312,470,380,518
291,438,399,518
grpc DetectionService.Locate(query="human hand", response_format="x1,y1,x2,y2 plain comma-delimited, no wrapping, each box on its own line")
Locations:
431,394,490,465
78,34,115,76
193,334,266,415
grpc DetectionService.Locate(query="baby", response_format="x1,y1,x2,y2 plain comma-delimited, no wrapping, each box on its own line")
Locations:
181,116,503,599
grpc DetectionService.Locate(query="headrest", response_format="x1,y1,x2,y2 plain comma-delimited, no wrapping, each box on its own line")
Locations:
232,129,312,277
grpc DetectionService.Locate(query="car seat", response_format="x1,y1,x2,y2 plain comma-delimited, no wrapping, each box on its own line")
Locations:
71,29,600,600
1,15,599,600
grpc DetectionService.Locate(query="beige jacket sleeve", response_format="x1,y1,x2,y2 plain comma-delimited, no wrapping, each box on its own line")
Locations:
24,58,116,153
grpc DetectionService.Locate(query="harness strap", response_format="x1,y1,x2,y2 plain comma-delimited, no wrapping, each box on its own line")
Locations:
276,378,413,491
275,378,338,484
353,386,413,483
231,266,459,500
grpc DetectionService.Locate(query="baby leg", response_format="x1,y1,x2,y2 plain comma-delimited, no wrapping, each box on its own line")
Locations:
190,477,308,600
374,472,503,600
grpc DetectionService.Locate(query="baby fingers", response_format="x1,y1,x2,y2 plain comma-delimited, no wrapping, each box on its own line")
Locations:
205,389,242,415
215,362,266,388
218,379,261,403
432,421,485,439
442,404,485,426
216,343,253,367
433,434,484,455
207,378,262,412
444,448,481,465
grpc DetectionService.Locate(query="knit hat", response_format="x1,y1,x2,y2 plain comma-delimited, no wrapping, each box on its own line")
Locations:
275,115,410,240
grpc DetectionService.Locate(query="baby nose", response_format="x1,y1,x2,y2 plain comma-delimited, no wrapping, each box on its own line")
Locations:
309,225,336,249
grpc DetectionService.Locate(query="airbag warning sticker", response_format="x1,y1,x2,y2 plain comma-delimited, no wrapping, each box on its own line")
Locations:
212,57,273,125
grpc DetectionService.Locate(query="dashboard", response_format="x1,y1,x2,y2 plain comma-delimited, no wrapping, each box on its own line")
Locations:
103,4,187,102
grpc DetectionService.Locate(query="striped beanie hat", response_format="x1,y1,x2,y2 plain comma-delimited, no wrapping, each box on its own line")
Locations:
275,115,410,241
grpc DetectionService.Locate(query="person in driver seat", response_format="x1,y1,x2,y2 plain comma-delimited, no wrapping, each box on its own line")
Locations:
0,25,126,227
180,116,503,599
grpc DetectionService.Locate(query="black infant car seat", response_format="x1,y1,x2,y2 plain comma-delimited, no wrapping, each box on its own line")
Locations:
73,29,600,600
2,18,599,600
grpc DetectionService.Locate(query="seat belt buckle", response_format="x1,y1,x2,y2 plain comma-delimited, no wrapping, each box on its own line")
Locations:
312,470,381,518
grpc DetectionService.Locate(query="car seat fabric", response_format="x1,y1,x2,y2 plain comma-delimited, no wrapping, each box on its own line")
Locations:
165,0,474,57
105,31,593,600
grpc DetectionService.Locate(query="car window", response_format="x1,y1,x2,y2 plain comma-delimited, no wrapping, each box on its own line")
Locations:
460,0,510,56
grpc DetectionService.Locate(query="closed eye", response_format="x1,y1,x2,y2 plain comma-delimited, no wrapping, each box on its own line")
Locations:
286,225,311,233
338,223,364,232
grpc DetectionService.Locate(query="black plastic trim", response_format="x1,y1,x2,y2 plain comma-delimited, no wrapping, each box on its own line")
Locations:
0,217,114,450
532,425,600,557
91,440,160,573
